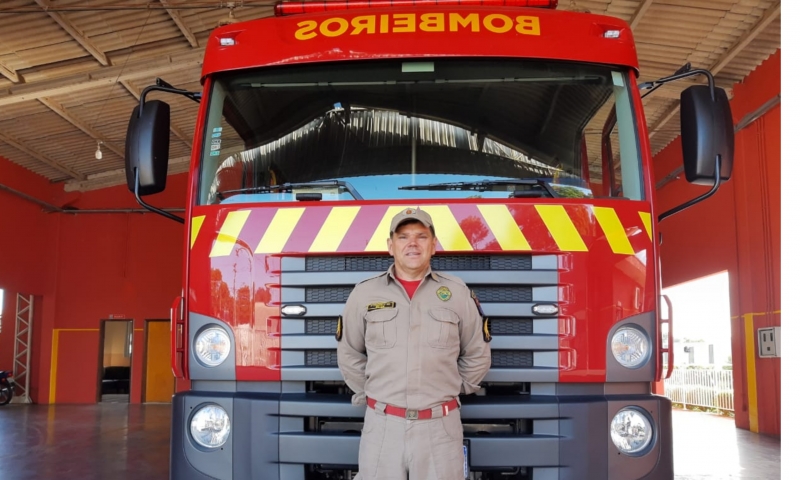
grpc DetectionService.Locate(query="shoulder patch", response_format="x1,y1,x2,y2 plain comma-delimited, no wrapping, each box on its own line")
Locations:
483,318,492,343
470,290,485,317
471,290,491,342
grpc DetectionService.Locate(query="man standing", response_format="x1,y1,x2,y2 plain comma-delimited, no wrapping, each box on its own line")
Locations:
337,208,492,480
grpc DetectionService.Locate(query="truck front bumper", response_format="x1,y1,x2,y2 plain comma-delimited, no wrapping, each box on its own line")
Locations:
170,390,673,480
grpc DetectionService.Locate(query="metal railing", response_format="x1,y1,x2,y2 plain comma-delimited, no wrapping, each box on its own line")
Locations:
664,368,734,412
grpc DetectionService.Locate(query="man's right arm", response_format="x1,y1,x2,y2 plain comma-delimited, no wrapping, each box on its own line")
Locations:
337,291,367,405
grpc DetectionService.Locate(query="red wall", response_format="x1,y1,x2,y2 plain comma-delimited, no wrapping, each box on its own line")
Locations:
655,50,781,436
0,157,187,404
0,51,782,423
0,160,58,403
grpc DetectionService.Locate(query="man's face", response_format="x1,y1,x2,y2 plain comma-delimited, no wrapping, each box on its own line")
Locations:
387,221,436,278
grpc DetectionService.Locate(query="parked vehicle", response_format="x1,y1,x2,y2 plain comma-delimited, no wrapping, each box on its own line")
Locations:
124,0,733,478
0,371,15,405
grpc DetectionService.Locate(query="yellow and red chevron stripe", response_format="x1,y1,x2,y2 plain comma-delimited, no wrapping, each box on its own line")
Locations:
192,202,654,257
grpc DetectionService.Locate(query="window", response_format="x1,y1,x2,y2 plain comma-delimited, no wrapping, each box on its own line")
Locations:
198,59,643,205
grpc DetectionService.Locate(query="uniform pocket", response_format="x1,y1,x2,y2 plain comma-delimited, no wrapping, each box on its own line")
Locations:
427,307,460,349
429,410,465,480
364,308,398,349
361,407,381,434
441,409,464,443
359,408,388,478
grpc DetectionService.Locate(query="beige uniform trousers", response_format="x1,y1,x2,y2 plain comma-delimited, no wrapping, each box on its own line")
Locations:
356,404,465,480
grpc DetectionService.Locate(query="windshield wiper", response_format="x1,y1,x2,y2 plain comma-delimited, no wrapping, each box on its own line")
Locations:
398,179,559,198
217,180,363,200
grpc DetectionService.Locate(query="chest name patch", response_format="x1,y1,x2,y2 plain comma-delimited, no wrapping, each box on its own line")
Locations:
367,301,397,311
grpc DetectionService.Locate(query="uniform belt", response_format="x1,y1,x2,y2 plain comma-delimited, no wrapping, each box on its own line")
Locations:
366,397,459,420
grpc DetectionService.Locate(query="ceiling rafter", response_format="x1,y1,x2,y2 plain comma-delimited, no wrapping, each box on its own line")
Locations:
64,153,194,192
64,144,241,192
160,0,200,48
629,0,656,30
710,3,781,76
38,97,126,159
0,50,204,107
0,131,85,180
0,1,780,192
642,81,735,101
648,2,781,139
34,0,111,66
0,60,20,83
120,80,195,149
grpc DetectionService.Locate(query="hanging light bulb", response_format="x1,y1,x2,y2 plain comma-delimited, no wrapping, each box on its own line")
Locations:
218,3,238,26
95,140,103,160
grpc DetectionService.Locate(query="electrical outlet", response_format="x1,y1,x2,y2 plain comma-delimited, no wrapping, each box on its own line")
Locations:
757,327,781,358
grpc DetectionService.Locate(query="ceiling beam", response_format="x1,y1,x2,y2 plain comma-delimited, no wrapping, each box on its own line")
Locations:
0,49,204,107
64,154,193,192
0,131,85,180
38,97,126,159
160,0,199,48
120,80,194,148
0,61,20,83
648,100,680,139
640,81,734,100
710,3,780,75
34,0,110,66
648,3,780,139
629,0,656,30
64,145,241,191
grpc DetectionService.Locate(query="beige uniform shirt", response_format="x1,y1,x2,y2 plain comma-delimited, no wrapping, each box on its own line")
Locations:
337,265,491,410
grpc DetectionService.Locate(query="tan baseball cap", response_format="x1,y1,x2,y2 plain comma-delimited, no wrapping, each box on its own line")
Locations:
389,207,434,234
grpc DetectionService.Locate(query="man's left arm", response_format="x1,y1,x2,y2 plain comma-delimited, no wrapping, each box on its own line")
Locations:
458,287,491,395
337,290,368,405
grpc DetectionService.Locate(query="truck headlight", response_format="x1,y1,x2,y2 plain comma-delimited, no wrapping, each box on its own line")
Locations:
611,326,649,368
195,326,231,367
610,407,653,455
190,404,231,449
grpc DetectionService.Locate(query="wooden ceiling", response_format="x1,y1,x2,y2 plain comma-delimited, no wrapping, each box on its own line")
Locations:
0,0,781,192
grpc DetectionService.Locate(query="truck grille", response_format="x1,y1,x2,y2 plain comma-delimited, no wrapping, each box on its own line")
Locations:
489,319,533,335
306,287,352,303
491,350,534,368
281,254,560,383
471,287,532,302
304,349,541,369
304,286,532,303
305,319,338,335
306,350,338,366
306,255,533,272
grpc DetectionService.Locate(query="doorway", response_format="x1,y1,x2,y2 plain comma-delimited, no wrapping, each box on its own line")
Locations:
143,319,174,403
663,271,734,416
98,320,133,403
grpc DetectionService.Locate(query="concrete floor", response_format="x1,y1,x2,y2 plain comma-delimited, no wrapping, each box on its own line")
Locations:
672,409,781,479
0,404,780,479
0,403,170,480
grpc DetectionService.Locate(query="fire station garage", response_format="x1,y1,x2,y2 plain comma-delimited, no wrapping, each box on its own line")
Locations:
0,1,784,479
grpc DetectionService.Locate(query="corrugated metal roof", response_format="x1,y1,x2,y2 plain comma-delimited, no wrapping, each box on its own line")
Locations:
0,0,781,191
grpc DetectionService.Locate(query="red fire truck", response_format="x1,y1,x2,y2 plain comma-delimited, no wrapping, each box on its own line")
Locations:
125,1,733,478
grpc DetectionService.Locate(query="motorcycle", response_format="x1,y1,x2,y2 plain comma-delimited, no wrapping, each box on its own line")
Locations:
0,371,15,405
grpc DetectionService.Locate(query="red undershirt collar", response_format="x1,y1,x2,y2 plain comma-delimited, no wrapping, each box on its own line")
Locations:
396,277,422,299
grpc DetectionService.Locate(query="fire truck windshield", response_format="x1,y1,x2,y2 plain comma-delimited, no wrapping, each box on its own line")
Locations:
198,58,643,205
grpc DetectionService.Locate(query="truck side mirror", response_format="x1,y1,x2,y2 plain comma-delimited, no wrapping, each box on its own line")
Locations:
125,100,171,196
680,85,734,185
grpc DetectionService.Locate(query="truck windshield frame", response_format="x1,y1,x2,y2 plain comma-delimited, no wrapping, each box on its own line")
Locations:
197,58,643,205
